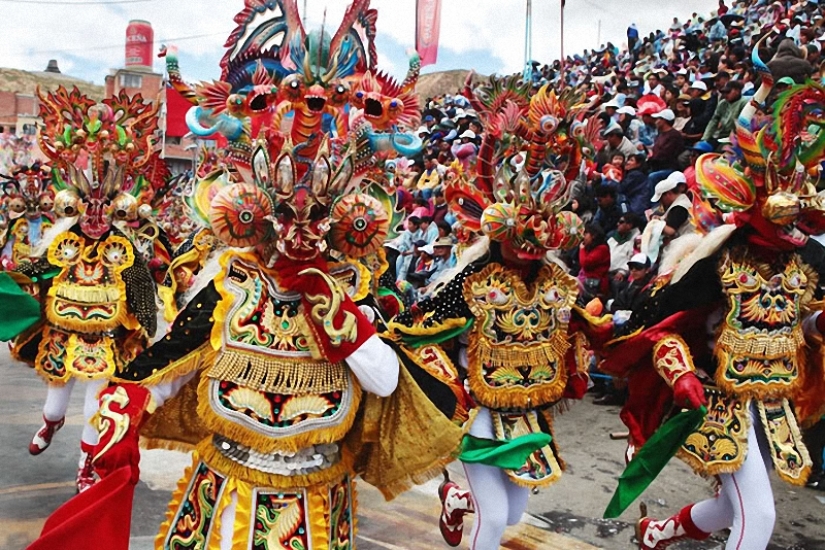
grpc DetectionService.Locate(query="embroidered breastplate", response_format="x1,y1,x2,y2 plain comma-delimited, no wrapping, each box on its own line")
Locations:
204,252,360,455
45,232,136,334
463,263,578,410
715,249,812,398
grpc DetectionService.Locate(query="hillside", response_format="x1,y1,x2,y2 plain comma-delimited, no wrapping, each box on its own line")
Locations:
0,68,104,99
417,69,481,102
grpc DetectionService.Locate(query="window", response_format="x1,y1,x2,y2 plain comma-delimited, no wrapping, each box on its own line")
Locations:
167,136,181,145
22,124,36,135
119,74,143,88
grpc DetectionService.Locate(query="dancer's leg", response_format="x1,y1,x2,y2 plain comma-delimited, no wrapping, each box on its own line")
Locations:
720,420,775,550
30,380,75,454
43,379,75,421
218,490,238,550
504,475,530,526
81,379,107,447
463,461,511,550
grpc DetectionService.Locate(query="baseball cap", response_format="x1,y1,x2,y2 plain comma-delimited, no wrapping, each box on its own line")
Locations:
651,109,675,122
617,106,636,116
459,130,476,139
691,141,714,153
627,253,651,269
433,237,453,248
603,123,624,136
603,98,622,109
651,171,686,202
420,244,435,255
690,81,708,92
777,76,795,86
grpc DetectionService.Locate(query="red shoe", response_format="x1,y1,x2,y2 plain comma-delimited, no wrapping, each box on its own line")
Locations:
29,416,65,455
438,471,473,547
636,503,710,549
76,445,98,493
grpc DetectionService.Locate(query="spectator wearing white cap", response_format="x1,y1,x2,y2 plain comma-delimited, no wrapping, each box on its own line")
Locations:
599,124,638,167
617,105,645,148
651,171,693,239
648,109,684,172
451,130,479,171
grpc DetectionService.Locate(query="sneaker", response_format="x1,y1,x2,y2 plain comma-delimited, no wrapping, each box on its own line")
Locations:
29,416,65,455
438,472,473,547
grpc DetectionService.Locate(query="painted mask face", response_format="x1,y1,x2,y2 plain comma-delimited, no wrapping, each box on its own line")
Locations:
271,187,331,262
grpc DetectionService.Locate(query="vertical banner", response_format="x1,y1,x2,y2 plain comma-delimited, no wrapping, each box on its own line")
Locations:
416,0,442,67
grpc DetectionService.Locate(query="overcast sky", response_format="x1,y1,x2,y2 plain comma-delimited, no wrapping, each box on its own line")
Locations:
0,0,719,84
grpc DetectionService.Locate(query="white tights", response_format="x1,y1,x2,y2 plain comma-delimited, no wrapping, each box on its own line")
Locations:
217,490,238,550
689,407,776,550
42,379,107,447
463,408,530,550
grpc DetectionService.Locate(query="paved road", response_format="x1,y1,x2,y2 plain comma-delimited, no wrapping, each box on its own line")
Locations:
1,345,823,549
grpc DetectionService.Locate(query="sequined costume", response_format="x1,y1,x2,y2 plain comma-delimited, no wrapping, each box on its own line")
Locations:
389,77,607,549
1,86,160,493
600,43,825,549
24,3,461,549
0,164,54,270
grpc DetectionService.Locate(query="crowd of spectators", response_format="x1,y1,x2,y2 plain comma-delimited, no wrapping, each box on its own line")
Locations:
386,0,825,308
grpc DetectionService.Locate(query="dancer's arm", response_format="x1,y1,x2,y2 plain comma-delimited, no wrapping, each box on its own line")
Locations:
345,334,400,397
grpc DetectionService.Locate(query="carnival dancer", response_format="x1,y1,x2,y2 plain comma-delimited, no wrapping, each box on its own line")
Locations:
25,2,463,548
600,45,825,549
3,87,160,492
389,81,609,549
0,164,54,270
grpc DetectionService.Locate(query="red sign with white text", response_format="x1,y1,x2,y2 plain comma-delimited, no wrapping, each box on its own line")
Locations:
416,0,442,67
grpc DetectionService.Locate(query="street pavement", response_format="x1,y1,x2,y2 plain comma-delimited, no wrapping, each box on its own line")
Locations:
1,345,824,550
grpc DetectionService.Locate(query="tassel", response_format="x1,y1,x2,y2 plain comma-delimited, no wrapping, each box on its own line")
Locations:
208,350,349,394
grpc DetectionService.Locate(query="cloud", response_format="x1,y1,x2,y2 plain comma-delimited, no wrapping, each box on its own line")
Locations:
0,0,719,86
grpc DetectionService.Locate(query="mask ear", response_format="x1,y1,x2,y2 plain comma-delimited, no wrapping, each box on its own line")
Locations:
208,183,273,248
252,144,271,188
311,157,331,204
329,156,353,196
275,154,296,202
68,164,92,196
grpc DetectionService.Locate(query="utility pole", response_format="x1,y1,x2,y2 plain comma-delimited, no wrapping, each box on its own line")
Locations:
524,0,533,80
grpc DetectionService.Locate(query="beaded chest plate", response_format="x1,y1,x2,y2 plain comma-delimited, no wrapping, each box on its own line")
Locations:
464,263,578,410
715,250,813,398
45,232,136,334
205,252,361,455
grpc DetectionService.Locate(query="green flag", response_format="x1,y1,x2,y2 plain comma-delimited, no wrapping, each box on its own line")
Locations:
0,272,41,341
603,406,707,519
459,432,551,470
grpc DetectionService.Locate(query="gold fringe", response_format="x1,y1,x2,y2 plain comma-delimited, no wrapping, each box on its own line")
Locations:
207,349,349,394
196,372,363,454
139,436,198,453
717,326,804,358
466,331,569,410
713,345,805,401
757,399,812,487
52,284,122,304
140,374,211,450
350,364,464,501
386,316,469,338
196,438,355,489
676,448,747,478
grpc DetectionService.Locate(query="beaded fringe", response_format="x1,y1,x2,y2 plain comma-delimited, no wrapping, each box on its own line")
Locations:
208,349,349,394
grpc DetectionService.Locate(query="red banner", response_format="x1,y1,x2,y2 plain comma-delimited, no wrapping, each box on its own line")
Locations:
416,0,442,67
